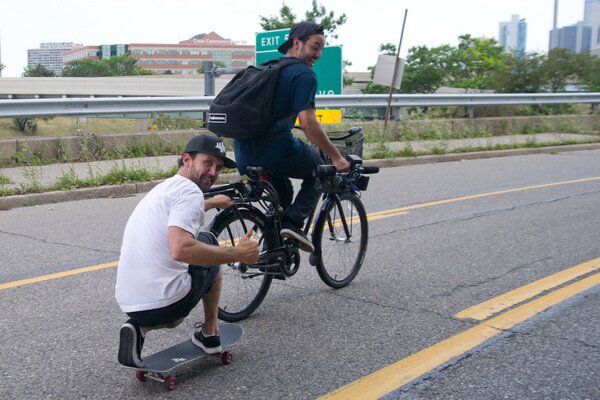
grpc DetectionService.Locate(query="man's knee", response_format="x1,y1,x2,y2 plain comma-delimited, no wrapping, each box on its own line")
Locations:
197,231,218,245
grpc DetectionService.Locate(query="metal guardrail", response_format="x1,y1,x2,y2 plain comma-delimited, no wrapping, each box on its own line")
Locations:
0,93,598,118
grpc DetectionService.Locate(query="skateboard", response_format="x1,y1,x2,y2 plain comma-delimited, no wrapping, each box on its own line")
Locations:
123,322,243,391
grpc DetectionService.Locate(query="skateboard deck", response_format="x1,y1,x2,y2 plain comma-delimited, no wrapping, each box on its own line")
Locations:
123,322,243,390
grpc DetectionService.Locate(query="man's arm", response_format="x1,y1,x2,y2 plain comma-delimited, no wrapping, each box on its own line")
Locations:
298,107,350,172
167,226,259,266
204,194,233,211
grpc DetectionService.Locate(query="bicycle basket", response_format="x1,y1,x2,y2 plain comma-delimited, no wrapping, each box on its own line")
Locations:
321,133,364,164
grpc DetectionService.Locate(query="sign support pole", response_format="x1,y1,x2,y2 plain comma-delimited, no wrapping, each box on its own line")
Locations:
383,9,408,137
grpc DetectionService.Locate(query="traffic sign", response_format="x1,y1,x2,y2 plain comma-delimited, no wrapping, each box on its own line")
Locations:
255,29,289,52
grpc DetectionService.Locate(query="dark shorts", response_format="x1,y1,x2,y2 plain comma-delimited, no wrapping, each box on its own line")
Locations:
126,232,220,328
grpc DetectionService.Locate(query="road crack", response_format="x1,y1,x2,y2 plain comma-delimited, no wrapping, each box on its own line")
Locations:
0,229,118,256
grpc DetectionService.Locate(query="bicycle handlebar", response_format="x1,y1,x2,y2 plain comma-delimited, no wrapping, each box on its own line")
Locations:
362,166,380,174
314,165,337,178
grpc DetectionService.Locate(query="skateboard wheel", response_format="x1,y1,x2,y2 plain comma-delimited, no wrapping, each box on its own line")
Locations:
135,371,146,382
163,375,177,391
221,351,233,365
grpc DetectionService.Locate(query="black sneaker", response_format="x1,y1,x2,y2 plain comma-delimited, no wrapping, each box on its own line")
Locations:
280,227,315,253
192,330,222,354
118,319,144,367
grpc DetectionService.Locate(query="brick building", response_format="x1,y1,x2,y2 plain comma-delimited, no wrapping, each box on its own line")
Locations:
62,32,254,75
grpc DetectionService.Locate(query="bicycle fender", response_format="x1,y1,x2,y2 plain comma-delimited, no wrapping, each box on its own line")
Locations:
207,203,265,233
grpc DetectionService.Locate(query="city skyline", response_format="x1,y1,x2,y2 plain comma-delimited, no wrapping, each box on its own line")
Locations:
0,0,586,77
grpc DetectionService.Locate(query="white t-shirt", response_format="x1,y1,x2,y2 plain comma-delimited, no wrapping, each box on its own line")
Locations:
115,174,205,313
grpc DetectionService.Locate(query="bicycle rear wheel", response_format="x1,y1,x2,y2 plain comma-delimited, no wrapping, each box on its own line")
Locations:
210,208,273,321
312,192,368,288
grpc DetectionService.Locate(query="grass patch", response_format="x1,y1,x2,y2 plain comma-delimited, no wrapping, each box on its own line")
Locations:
54,163,178,191
369,142,422,158
450,138,600,154
0,117,139,139
0,174,10,185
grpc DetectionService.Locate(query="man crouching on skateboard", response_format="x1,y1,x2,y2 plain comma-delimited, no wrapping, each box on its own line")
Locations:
115,135,259,368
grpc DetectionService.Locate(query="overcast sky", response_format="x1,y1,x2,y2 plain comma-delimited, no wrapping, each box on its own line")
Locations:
0,0,585,77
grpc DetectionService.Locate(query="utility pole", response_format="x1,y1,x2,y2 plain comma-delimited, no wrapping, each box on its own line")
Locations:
550,0,559,50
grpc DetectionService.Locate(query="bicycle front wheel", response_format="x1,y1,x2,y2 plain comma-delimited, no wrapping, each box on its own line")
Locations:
312,192,368,288
210,208,273,321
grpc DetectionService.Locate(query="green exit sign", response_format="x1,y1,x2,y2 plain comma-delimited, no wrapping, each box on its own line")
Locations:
255,29,289,52
255,29,342,95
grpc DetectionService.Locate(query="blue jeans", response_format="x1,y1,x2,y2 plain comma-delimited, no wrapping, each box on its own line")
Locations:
270,143,324,229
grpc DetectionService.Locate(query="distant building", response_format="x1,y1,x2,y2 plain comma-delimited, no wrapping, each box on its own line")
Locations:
549,22,591,53
62,32,255,75
498,15,527,54
584,0,600,55
549,0,600,54
27,42,79,76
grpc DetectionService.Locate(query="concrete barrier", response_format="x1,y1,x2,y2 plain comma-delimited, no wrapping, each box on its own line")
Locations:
1,114,598,165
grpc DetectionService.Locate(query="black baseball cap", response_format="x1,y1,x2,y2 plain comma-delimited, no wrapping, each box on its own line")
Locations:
183,135,237,168
278,21,325,54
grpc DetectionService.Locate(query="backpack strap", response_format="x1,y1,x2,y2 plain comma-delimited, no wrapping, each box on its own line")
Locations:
259,57,303,70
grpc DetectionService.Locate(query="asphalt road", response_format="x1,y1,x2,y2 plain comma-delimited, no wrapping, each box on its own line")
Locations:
1,149,599,399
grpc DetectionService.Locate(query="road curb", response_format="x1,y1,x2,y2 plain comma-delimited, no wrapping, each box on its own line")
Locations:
362,142,600,168
2,143,600,210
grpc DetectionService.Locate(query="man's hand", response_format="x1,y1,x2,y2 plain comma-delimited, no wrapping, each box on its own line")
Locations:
205,194,234,211
235,228,260,264
332,156,350,172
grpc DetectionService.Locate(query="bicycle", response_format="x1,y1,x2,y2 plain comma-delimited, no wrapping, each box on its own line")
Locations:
205,126,379,322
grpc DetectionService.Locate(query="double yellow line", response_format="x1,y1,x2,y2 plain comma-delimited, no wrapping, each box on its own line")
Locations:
319,257,600,399
2,176,599,292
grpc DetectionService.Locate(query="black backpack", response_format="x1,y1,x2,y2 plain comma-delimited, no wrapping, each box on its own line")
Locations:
207,58,302,139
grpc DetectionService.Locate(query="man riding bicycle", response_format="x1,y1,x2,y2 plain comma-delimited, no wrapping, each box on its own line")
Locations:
233,21,350,253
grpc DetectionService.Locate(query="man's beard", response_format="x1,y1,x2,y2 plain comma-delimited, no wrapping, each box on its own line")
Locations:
189,165,214,191
298,48,317,67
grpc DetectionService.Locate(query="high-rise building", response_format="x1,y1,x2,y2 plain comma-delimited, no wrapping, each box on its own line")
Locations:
550,0,600,54
550,22,592,53
498,15,527,54
63,32,254,75
27,42,79,76
584,0,600,54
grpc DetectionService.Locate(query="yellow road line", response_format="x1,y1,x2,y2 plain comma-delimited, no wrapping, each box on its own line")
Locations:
0,261,117,291
370,176,600,216
319,271,600,400
456,257,600,320
2,176,598,291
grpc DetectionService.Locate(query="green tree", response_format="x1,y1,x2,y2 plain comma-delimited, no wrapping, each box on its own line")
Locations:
580,53,600,91
0,63,5,74
491,52,546,93
448,35,504,90
304,0,347,40
62,58,112,77
22,64,56,77
62,54,153,77
259,0,346,39
400,44,455,94
541,48,583,92
15,64,57,134
260,4,297,30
